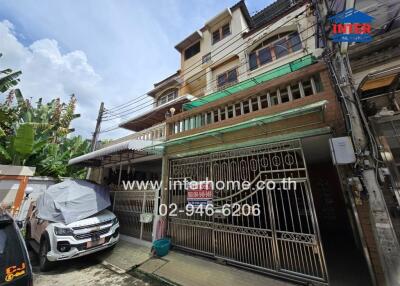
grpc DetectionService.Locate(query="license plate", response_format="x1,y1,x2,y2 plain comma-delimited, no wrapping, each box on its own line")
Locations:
86,238,105,248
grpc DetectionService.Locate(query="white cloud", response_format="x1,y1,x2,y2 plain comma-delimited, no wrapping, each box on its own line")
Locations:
0,20,107,138
0,0,255,141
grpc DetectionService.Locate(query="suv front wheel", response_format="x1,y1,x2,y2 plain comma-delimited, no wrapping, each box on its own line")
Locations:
39,237,54,272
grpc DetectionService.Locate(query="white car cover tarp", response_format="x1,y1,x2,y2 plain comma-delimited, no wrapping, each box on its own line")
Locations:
36,179,111,225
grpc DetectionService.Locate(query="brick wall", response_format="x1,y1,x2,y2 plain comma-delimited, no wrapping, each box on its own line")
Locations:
166,62,346,141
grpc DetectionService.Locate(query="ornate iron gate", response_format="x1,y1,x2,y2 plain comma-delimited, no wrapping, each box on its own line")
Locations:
168,140,328,284
112,190,156,241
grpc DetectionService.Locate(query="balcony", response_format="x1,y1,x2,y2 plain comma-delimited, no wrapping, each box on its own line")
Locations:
101,122,166,149
166,61,328,141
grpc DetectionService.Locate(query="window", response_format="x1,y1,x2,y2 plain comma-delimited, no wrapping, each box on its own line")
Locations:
220,108,226,121
206,112,213,124
157,89,178,106
213,110,219,122
227,105,234,118
289,33,302,52
280,87,289,103
217,68,238,89
222,23,230,37
249,32,303,71
251,97,259,111
184,42,200,60
242,101,250,114
270,90,279,106
258,48,272,65
302,79,313,96
235,103,241,116
274,39,289,59
260,93,268,108
202,52,211,64
212,23,231,44
290,83,302,99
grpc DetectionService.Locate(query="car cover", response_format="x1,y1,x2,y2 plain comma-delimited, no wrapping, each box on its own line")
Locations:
36,179,111,225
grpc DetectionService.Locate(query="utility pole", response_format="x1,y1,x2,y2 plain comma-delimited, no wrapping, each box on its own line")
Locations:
90,102,104,152
86,102,104,180
313,0,400,285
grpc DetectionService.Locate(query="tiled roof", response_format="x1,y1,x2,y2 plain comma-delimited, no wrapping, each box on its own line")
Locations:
251,0,296,29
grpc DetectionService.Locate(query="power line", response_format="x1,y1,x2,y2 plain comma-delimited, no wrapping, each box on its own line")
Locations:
104,2,308,114
98,30,317,134
100,25,316,131
101,17,314,122
104,11,244,113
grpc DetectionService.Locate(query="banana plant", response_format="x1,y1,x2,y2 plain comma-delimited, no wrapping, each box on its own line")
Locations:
32,136,90,178
0,123,42,165
0,53,21,93
0,53,88,177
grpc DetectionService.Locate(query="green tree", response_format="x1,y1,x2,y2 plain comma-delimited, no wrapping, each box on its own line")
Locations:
0,54,90,177
0,53,21,93
31,136,91,178
0,92,90,177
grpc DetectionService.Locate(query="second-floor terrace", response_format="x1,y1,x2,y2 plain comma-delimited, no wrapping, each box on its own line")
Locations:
165,55,335,143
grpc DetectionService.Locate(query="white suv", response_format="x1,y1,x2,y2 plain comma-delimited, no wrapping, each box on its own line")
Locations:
26,206,119,271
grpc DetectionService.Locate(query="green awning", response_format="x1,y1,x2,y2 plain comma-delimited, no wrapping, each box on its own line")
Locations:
164,99,328,147
183,54,316,110
170,127,332,158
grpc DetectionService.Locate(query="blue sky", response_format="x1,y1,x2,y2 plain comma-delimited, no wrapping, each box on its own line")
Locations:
0,0,271,140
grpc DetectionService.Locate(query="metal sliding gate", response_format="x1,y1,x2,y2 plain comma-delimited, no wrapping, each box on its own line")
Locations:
112,190,157,241
168,140,328,284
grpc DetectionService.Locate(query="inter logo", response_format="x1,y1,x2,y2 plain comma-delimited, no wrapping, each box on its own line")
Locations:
329,8,373,43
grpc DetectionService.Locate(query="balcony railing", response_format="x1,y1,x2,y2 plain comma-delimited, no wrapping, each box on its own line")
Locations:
166,65,325,139
101,122,166,149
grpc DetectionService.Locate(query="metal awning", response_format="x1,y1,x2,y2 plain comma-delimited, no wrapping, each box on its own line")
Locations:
358,66,400,93
162,100,328,147
183,55,316,110
68,139,162,167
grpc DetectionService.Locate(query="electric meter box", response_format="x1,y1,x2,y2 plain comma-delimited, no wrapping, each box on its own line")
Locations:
329,136,356,165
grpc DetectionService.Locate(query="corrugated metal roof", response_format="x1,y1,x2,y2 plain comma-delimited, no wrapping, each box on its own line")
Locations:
68,139,161,166
251,0,294,29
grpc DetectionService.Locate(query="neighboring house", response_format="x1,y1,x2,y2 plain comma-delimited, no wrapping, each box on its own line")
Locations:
68,0,399,285
0,165,36,213
347,1,400,284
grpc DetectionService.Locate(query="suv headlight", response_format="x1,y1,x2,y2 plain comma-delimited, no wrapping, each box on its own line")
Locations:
112,217,119,225
54,227,74,236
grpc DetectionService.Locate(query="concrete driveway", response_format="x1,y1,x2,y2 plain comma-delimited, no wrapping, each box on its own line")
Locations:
30,250,157,286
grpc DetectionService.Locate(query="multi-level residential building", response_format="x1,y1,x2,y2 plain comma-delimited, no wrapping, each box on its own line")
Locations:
69,0,398,285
